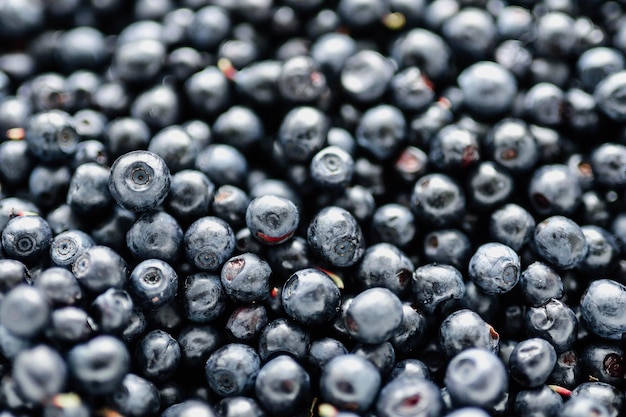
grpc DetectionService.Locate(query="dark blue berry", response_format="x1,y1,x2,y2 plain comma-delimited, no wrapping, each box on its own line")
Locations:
1,214,52,264
376,376,443,417
468,242,520,295
320,354,381,413
72,245,128,294
184,216,235,272
533,215,588,270
135,329,181,383
126,210,183,263
281,268,341,325
413,263,465,315
182,272,226,323
344,287,403,344
205,343,260,397
307,206,364,268
254,355,310,416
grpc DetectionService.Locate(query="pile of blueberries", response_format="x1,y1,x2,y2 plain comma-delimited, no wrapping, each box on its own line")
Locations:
5,0,626,416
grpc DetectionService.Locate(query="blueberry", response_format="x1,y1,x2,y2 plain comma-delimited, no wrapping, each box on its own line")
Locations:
524,82,565,127
457,61,518,119
370,204,416,248
310,33,357,80
126,210,183,263
439,309,499,358
0,284,49,338
184,216,235,272
33,266,82,306
90,206,136,253
519,261,564,307
28,163,71,209
341,50,394,104
308,337,348,372
266,236,311,280
195,144,248,188
113,39,165,84
104,117,151,160
108,373,161,417
281,268,341,325
525,299,578,353
579,226,620,274
109,150,171,213
147,126,199,174
310,145,354,189
442,8,497,63
185,67,231,117
429,124,480,171
46,306,94,345
413,263,465,315
136,329,181,383
258,318,310,362
221,252,271,303
423,229,472,270
1,214,52,264
0,139,35,186
468,242,520,295
556,397,610,417
182,272,226,323
571,382,623,417
205,343,260,397
534,11,577,57
225,304,268,342
178,324,222,370
72,245,128,294
509,337,557,388
245,195,299,246
514,385,563,417
356,104,406,161
410,173,465,229
390,359,430,381
594,71,626,122
319,354,381,413
376,376,444,417
356,243,413,295
333,184,377,223
444,348,508,410
484,118,538,173
161,399,218,417
90,288,134,334
13,344,67,403
278,56,326,103
549,350,582,390
577,47,625,92
390,28,452,82
24,110,79,162
529,164,582,216
590,143,626,189
129,258,178,310
278,106,329,163
187,5,231,51
533,215,588,270
254,355,310,416
0,259,30,292
580,279,626,341
489,203,536,252
166,169,215,225
344,287,403,344
307,206,364,268
68,335,130,395
390,303,427,356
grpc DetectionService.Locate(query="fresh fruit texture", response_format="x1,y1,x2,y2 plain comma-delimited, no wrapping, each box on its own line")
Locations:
2,1,626,417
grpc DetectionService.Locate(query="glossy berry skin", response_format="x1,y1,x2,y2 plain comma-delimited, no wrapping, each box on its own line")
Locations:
278,106,328,162
205,343,260,397
281,268,340,325
310,145,355,189
221,253,271,303
594,71,626,122
489,203,536,252
423,229,472,270
126,210,183,263
161,399,218,417
0,284,49,338
411,173,465,229
68,335,130,395
533,215,588,270
444,348,508,409
580,279,626,341
519,261,563,307
67,162,113,215
266,236,311,280
108,150,171,213
90,288,133,334
0,259,30,292
46,306,94,345
147,126,198,174
217,396,266,417
254,355,310,416
257,318,310,362
528,164,581,216
166,170,215,225
25,110,79,162
556,397,610,417
391,304,427,356
514,385,563,417
525,299,578,353
129,259,178,310
320,354,381,413
34,267,82,306
344,287,403,344
579,226,620,274
484,118,538,173
226,304,268,342
590,143,626,189
509,337,557,388
245,195,299,246
0,139,35,186
457,61,517,120
356,243,413,295
341,50,394,104
182,273,226,323
72,245,128,294
390,66,435,113
356,104,406,161
184,216,235,272
307,206,364,268
571,382,623,417
429,124,480,172
439,309,499,358
13,344,67,403
413,264,465,315
308,338,348,372
135,329,181,383
468,242,520,295
370,204,416,248
49,229,94,267
1,215,52,264
178,324,222,370
108,373,161,417
376,376,443,417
